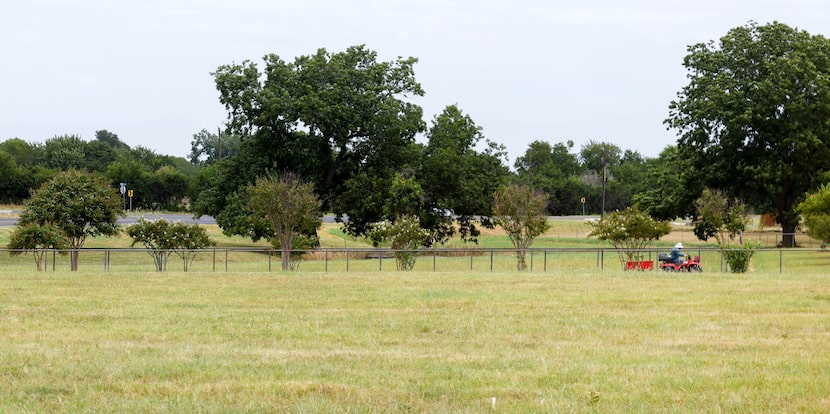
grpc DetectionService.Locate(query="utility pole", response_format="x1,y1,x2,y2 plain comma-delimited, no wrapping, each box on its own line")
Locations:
601,155,606,219
217,126,222,162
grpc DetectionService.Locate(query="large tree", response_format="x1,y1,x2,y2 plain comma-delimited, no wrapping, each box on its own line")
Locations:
19,170,122,271
42,135,87,171
579,140,622,216
95,129,131,151
514,140,589,215
417,105,509,243
631,145,699,221
203,45,425,239
189,128,241,166
666,21,830,247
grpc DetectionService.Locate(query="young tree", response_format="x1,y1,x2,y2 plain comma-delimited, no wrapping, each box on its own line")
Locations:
170,222,216,271
693,188,757,272
126,218,216,271
693,188,749,245
492,184,550,271
249,174,322,271
367,173,430,270
19,170,122,271
368,215,430,271
667,22,830,247
7,223,68,271
588,206,672,270
126,218,177,271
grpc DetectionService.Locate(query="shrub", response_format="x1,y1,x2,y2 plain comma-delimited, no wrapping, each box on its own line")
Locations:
722,242,760,273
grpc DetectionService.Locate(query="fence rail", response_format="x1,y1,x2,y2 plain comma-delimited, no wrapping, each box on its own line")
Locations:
1,246,826,273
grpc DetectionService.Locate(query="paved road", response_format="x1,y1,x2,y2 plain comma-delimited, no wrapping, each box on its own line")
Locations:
0,211,217,227
1,211,583,227
0,212,342,227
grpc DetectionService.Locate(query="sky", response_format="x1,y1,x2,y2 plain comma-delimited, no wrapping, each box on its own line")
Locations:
2,0,829,166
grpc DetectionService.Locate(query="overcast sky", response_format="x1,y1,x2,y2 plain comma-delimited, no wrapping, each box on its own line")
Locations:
2,1,829,165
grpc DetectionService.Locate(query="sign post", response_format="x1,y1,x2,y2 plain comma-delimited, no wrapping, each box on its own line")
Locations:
120,182,126,210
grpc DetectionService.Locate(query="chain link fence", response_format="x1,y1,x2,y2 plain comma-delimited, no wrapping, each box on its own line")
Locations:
1,246,826,273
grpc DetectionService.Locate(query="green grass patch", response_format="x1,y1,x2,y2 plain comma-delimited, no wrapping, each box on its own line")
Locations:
0,270,828,412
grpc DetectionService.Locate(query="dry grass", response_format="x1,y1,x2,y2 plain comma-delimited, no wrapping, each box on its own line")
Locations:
1,270,828,412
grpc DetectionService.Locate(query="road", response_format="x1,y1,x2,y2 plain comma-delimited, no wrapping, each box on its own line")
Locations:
0,211,342,227
0,211,216,227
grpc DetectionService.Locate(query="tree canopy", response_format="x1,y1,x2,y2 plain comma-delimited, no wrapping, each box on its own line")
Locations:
492,183,550,271
249,173,322,271
199,45,427,239
8,222,68,271
127,218,216,271
667,21,830,247
588,205,672,268
19,170,122,270
797,184,830,245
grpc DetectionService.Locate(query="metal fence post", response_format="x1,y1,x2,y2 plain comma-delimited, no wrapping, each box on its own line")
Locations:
601,249,604,270
530,249,533,271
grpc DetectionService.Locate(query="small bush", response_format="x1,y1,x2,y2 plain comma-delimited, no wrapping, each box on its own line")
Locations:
722,242,760,273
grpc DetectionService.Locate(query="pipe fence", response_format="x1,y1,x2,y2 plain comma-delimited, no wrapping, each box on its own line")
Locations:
1,246,826,274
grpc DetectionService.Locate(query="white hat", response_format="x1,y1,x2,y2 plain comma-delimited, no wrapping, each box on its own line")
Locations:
675,242,684,249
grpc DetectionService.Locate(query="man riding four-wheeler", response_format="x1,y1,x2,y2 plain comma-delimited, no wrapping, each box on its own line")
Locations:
659,242,703,272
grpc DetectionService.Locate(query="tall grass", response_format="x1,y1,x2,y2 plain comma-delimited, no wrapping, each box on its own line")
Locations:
1,270,828,412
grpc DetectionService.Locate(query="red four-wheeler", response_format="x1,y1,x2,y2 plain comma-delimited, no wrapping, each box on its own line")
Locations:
659,253,703,272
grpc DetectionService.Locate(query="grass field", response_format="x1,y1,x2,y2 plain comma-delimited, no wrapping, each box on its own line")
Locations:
2,215,830,411
1,270,829,412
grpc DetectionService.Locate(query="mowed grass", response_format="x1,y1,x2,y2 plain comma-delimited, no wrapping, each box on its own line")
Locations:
1,270,829,412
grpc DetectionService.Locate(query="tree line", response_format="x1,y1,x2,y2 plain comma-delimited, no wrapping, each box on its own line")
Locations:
5,21,830,252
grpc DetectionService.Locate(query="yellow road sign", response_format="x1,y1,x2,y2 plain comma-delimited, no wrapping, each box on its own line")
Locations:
127,189,134,198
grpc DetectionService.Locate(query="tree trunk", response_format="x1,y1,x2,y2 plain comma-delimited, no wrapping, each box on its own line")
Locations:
780,217,797,248
516,249,527,271
281,246,290,271
71,249,79,271
325,143,349,189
